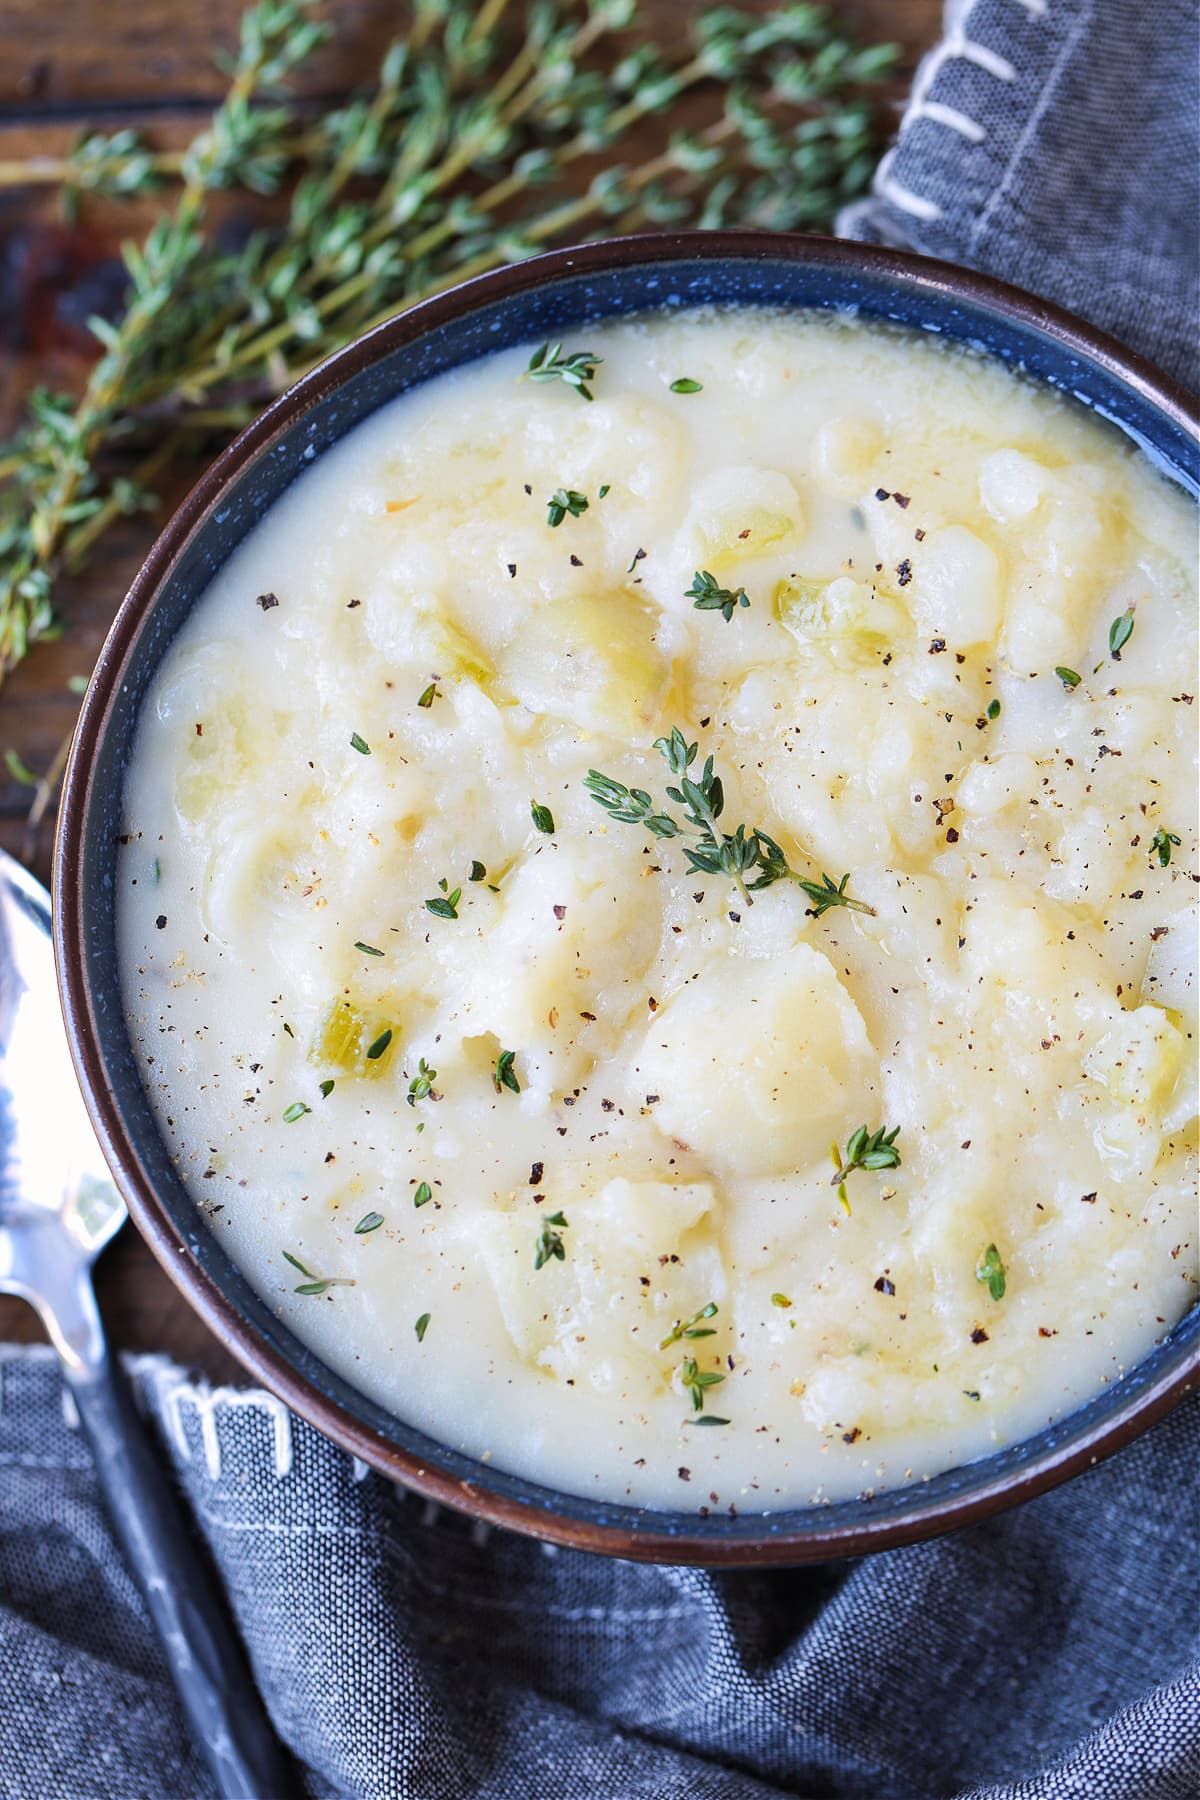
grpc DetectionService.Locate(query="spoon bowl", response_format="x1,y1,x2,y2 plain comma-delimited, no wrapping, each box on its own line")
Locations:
0,850,123,1367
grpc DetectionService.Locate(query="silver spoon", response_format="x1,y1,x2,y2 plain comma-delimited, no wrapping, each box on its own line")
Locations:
0,849,293,1799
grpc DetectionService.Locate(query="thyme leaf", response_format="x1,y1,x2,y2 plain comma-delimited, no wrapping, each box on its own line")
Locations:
659,1301,718,1351
546,487,588,528
686,567,749,622
1151,827,1181,867
525,342,602,402
493,1048,520,1095
354,1211,384,1235
976,1243,1006,1302
282,1249,351,1297
407,1057,436,1106
679,1354,725,1414
534,1210,568,1269
425,884,461,920
1108,608,1136,659
830,1123,901,1215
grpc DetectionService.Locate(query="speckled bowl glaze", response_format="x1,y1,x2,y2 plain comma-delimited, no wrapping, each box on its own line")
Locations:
56,232,1200,1565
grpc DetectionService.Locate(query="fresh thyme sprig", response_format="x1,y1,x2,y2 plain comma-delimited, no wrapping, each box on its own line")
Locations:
407,1057,437,1106
525,341,603,401
829,1123,901,1215
585,726,875,916
679,1354,725,1414
687,568,749,621
546,488,589,528
282,1250,353,1297
658,1300,719,1351
0,0,898,731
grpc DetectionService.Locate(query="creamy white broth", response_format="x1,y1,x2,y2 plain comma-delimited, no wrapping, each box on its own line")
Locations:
118,307,1198,1513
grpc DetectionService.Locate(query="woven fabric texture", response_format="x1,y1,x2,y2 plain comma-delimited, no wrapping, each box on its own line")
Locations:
838,0,1200,393
1,1348,1197,1800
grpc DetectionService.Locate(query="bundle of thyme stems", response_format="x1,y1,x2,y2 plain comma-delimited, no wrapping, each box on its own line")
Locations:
1,0,896,826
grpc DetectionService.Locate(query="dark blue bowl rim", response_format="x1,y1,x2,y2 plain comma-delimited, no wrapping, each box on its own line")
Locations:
54,230,1200,1566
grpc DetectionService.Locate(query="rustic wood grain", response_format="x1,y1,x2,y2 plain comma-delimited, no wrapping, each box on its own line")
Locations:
0,0,939,1374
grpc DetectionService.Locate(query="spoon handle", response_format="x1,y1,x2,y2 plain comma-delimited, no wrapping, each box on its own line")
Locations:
66,1351,296,1800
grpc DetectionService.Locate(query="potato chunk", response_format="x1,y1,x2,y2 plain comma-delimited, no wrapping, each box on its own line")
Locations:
495,592,669,741
634,943,876,1178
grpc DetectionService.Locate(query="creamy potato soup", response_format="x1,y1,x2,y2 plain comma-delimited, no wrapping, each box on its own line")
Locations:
118,308,1198,1512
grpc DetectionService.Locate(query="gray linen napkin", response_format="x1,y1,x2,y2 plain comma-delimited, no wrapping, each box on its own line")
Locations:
838,0,1200,392
1,1347,1197,1800
3,2,1198,1795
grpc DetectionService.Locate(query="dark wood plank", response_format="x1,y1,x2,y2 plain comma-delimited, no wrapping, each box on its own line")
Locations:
0,0,941,1374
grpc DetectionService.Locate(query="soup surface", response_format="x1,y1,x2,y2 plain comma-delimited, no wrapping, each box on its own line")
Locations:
118,308,1198,1512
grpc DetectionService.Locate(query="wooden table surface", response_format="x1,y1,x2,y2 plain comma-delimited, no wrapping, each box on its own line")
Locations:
0,0,940,1378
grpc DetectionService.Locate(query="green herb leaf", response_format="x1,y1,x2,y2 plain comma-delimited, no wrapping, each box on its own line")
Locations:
417,682,440,709
686,567,749,622
282,1101,310,1123
493,1048,520,1095
679,1354,725,1414
770,1293,792,1309
975,1242,1006,1301
425,886,461,920
669,377,703,394
829,1124,901,1214
546,487,588,528
986,698,1001,720
469,859,487,882
534,1209,568,1269
415,1312,431,1342
1108,608,1135,659
531,800,555,834
319,1079,335,1099
413,1180,432,1208
354,941,384,957
1054,666,1082,689
597,483,610,498
365,1026,393,1060
407,1057,436,1106
525,342,602,401
349,731,370,755
282,1250,347,1298
659,1301,718,1351
354,1211,384,1234
587,727,874,918
1151,827,1181,867
687,1415,730,1427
